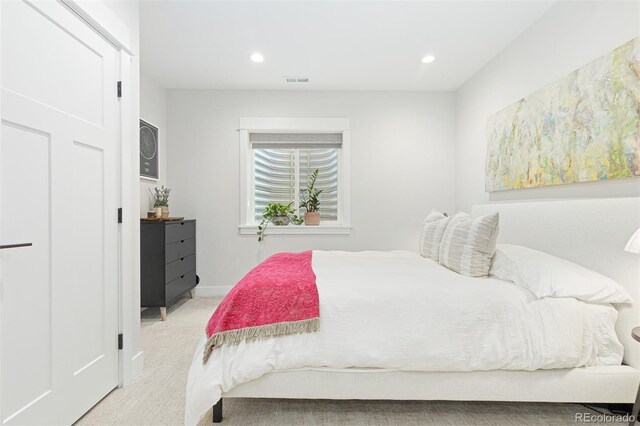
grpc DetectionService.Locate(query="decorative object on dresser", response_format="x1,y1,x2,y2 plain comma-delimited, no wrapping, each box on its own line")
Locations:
141,219,197,320
149,186,171,218
142,217,185,222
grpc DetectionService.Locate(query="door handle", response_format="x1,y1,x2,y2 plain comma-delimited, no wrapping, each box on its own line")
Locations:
0,243,33,250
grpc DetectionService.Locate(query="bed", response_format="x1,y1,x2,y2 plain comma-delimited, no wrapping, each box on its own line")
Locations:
185,198,640,424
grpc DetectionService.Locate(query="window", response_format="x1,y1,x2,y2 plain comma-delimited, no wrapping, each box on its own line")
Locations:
253,134,340,222
239,118,351,235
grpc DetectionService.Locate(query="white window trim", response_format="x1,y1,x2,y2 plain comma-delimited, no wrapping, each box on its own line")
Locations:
238,117,351,236
238,224,351,236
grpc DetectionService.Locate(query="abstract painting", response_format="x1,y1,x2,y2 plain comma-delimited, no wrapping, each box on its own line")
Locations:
485,38,640,192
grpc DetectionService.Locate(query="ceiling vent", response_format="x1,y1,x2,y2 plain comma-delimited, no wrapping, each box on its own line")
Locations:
284,76,309,83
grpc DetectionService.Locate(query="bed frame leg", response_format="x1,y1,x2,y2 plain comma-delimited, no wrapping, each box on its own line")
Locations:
212,399,223,423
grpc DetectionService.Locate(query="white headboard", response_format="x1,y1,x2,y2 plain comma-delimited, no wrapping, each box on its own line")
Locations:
472,198,640,370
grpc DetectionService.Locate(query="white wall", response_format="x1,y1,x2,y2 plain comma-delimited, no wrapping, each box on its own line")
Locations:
455,0,640,212
167,91,456,293
140,73,168,216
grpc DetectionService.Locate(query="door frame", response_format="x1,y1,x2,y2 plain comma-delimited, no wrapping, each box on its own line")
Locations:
46,0,142,388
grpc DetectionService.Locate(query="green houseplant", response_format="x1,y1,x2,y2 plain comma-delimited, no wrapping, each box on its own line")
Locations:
299,169,322,226
257,202,303,242
149,185,171,218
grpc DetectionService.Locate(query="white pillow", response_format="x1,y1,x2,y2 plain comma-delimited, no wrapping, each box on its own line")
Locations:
438,212,500,277
490,244,632,303
419,210,450,262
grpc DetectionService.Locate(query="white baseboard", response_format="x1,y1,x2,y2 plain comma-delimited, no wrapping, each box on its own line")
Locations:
131,350,144,378
120,350,144,388
195,285,232,297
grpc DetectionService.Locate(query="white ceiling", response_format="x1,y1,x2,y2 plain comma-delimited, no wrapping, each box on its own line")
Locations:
140,1,556,91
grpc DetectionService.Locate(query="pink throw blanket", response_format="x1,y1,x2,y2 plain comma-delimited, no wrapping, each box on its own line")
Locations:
203,251,319,363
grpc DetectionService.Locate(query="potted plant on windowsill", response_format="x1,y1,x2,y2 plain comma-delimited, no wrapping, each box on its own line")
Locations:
257,202,303,242
300,169,322,226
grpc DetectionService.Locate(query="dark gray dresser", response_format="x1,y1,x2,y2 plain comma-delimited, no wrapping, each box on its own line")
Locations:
140,219,197,320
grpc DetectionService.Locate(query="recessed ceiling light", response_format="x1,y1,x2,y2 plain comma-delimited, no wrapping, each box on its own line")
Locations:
250,53,264,63
421,55,436,64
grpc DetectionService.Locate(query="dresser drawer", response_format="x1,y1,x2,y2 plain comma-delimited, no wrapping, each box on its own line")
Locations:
165,238,196,264
165,221,195,244
165,271,196,304
165,254,196,283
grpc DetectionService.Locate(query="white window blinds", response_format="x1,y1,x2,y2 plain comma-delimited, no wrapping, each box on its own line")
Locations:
299,149,338,221
252,133,340,222
250,132,342,148
254,148,296,220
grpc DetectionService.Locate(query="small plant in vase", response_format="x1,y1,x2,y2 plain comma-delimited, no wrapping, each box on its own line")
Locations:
257,202,303,242
300,169,322,226
149,186,171,218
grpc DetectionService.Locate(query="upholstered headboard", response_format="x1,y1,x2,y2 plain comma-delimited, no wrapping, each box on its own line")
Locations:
472,198,640,370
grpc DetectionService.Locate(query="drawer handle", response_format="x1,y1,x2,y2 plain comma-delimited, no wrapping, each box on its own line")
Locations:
0,243,33,250
181,257,184,261
181,223,185,226
181,274,185,279
181,240,184,243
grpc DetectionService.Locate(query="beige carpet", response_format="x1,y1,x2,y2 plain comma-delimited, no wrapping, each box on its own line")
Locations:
76,296,614,425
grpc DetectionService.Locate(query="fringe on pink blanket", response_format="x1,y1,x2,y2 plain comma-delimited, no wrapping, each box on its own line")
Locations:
203,251,320,364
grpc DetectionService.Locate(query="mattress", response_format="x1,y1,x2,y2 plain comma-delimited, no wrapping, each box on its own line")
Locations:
185,250,623,424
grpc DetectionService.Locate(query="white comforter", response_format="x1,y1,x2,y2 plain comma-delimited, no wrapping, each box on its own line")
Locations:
185,250,623,425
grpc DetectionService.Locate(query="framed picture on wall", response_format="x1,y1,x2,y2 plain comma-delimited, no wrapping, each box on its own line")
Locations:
140,119,159,180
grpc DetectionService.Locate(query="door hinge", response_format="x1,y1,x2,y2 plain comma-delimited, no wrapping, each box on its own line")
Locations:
117,207,123,224
117,81,122,98
118,333,123,350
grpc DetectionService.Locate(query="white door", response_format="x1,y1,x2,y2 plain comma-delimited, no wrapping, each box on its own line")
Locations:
0,1,120,424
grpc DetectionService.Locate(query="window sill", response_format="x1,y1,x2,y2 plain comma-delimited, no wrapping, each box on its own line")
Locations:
239,224,351,236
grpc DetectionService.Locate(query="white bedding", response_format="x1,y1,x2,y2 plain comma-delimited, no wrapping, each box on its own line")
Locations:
185,250,623,425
